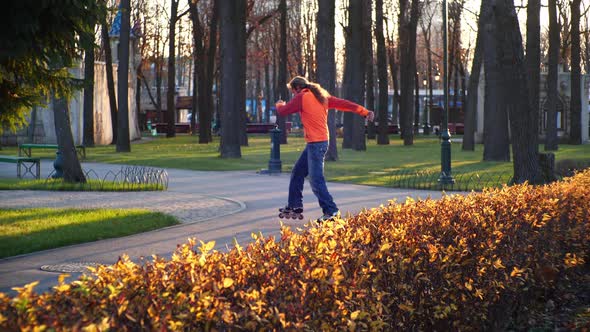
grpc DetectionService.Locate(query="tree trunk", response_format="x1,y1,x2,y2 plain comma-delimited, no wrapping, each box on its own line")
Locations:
237,0,248,147
569,0,582,144
365,0,376,140
219,0,243,158
390,53,400,127
277,0,288,144
545,0,559,151
482,1,510,161
116,0,131,152
493,0,544,184
166,0,178,139
462,25,482,151
53,94,86,183
82,32,95,147
101,15,117,145
316,0,338,160
398,0,420,146
376,0,389,145
343,0,367,151
205,0,219,141
526,0,541,147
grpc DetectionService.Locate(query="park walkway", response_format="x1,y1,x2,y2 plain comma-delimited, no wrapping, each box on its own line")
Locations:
0,161,450,294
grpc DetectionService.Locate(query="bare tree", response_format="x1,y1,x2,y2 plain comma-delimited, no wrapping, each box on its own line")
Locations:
165,0,179,138
398,0,421,145
219,0,245,158
342,0,367,151
376,0,390,145
462,8,482,151
482,0,510,161
277,0,289,144
545,0,560,151
53,94,86,182
493,0,545,184
526,0,541,150
82,30,95,148
100,3,118,145
569,0,582,144
419,0,438,137
116,0,131,152
316,0,338,160
365,0,376,140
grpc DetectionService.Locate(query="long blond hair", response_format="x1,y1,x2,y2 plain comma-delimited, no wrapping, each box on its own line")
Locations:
287,76,330,106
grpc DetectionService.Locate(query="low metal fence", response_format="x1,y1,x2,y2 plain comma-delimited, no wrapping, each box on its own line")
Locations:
45,166,168,191
384,169,514,192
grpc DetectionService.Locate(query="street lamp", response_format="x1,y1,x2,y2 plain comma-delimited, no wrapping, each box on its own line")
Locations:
439,0,454,187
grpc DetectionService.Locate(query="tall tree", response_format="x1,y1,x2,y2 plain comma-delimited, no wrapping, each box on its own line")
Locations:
165,0,179,139
545,0,560,151
569,0,582,144
277,0,289,144
419,0,438,137
82,30,95,147
526,0,541,150
116,0,131,152
462,19,482,151
365,0,376,140
100,3,118,145
219,0,244,158
376,0,389,145
53,92,86,183
493,0,545,184
342,0,367,151
316,0,338,160
482,0,510,161
398,0,421,145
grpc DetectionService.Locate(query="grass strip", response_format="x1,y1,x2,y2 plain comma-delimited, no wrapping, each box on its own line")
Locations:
0,208,179,258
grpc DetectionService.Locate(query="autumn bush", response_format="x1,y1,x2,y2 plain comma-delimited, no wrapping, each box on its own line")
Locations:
1,170,589,331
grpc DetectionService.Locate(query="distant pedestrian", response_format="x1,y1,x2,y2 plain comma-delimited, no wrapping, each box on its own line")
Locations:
275,76,374,222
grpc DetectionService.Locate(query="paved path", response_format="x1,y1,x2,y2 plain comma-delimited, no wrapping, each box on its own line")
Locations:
0,161,450,294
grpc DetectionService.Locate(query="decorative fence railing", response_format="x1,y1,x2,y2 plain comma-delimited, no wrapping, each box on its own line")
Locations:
46,166,168,191
383,169,513,192
383,166,588,192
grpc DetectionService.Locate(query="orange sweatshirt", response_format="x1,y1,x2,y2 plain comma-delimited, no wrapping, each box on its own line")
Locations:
276,89,369,142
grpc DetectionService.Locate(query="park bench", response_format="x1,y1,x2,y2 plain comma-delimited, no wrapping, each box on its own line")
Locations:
18,143,86,160
0,155,41,179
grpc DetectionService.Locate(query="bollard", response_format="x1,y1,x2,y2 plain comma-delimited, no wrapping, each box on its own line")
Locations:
267,127,282,173
52,151,64,179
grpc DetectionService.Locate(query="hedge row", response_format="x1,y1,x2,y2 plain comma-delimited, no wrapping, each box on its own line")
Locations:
1,170,589,331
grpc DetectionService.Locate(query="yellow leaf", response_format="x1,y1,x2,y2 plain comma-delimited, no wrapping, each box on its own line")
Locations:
464,281,473,291
510,266,526,277
223,278,234,288
200,240,216,253
493,258,505,269
350,310,361,320
398,303,414,312
379,242,392,252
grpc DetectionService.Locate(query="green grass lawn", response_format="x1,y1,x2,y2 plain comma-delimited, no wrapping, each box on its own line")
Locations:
1,134,589,187
0,208,179,258
0,178,165,191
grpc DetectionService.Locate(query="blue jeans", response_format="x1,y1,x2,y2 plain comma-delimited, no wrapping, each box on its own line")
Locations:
288,141,338,215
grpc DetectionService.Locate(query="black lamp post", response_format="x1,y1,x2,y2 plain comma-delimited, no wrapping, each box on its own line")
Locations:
439,0,454,186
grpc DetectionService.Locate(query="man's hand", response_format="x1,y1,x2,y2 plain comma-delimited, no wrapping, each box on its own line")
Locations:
366,111,375,122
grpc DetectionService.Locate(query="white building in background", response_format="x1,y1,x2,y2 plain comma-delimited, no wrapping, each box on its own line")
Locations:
0,8,141,146
474,67,589,144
